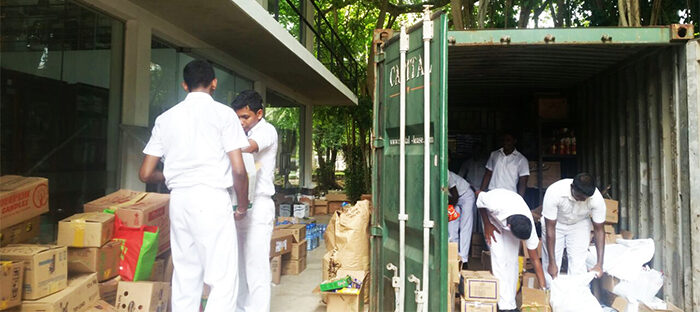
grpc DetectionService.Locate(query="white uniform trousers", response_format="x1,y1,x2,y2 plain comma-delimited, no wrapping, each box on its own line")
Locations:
488,216,521,310
457,192,475,263
236,196,275,312
540,217,592,288
170,186,238,312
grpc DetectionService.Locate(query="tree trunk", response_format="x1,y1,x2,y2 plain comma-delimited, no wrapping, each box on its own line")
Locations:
477,0,490,28
629,0,640,26
548,0,559,27
650,0,662,25
618,0,629,26
555,0,565,26
375,9,387,29
464,0,475,28
517,0,531,28
451,0,465,29
504,0,512,28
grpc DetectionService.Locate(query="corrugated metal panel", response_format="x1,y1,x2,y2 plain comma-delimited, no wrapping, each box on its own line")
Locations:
577,41,700,310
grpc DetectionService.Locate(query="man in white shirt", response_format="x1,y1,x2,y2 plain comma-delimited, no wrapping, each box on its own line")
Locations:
542,173,606,287
232,90,278,312
477,189,546,311
448,171,475,265
139,60,250,312
480,133,529,197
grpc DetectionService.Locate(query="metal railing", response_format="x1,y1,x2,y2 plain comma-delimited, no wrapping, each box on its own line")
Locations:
269,0,360,94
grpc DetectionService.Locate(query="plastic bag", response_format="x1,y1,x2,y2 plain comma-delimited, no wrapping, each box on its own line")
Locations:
586,239,655,280
549,272,602,312
612,267,663,304
112,215,159,281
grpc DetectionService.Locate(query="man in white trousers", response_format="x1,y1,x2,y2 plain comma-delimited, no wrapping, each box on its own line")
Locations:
139,59,250,312
232,90,278,312
542,173,606,287
477,189,546,312
447,171,475,267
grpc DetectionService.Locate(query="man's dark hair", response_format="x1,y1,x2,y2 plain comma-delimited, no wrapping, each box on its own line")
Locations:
183,60,215,90
231,90,264,112
572,172,596,197
507,214,532,240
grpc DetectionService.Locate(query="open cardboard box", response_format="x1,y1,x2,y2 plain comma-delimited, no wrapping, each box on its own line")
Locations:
314,270,368,312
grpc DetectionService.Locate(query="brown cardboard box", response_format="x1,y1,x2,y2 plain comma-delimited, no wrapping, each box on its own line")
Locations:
269,231,293,258
281,256,306,275
609,294,629,312
460,298,498,312
328,202,343,214
115,281,170,312
149,258,165,282
84,190,170,255
447,281,457,312
315,270,367,312
276,224,306,243
162,252,173,284
449,242,460,285
600,273,620,293
99,276,120,306
521,273,541,289
461,270,498,302
605,199,619,224
471,233,484,245
0,176,49,230
470,244,483,259
521,241,543,259
283,239,307,260
481,251,492,272
87,300,117,311
67,240,120,282
0,244,67,300
58,213,115,248
0,260,24,310
527,162,562,189
639,301,683,312
276,217,316,225
314,205,329,215
518,287,551,312
19,273,99,312
1,216,40,247
538,97,568,120
621,231,634,240
314,200,328,207
325,193,347,202
270,256,282,285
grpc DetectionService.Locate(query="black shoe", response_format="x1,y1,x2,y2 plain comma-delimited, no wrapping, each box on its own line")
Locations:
461,262,469,270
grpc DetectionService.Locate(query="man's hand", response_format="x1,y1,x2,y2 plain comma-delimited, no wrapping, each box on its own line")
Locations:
234,208,247,221
483,221,501,246
589,264,603,278
547,262,559,279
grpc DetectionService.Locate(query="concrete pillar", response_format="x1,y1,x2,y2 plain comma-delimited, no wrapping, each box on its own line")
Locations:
256,0,268,10
106,20,124,194
119,20,152,191
254,80,267,104
302,0,315,53
301,104,314,188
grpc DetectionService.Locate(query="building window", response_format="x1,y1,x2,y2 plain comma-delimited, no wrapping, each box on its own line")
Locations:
265,91,303,188
1,0,124,220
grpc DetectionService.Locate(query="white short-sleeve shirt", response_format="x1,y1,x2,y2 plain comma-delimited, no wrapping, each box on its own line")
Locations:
448,171,471,197
476,189,539,249
143,92,249,190
485,148,529,192
246,118,278,197
542,179,606,225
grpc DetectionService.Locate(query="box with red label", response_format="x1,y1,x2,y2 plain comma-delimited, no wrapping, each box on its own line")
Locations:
0,176,49,230
68,240,121,282
84,190,170,255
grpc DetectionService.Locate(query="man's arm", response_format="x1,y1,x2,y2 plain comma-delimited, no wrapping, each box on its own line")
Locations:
139,155,165,184
478,207,500,245
528,247,547,289
480,169,493,192
448,187,459,205
228,149,249,216
545,217,558,278
241,139,259,153
590,221,605,277
518,175,528,197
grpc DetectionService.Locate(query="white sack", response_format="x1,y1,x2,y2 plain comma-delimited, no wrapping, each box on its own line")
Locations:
550,272,602,312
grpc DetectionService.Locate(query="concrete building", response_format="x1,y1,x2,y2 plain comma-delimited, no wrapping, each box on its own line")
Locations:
1,0,357,219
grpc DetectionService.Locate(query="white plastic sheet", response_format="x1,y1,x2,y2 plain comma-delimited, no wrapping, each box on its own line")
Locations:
549,272,602,312
586,238,655,280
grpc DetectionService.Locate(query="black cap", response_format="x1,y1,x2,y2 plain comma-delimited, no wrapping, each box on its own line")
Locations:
572,173,596,197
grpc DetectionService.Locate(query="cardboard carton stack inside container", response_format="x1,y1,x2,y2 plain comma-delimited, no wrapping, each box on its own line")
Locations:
0,178,174,311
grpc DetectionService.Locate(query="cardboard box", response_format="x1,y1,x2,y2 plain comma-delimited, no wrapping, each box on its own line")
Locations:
276,224,306,243
0,260,24,310
19,273,99,312
269,231,293,258
162,252,173,284
471,244,483,259
315,270,367,312
460,271,498,302
527,162,562,189
149,258,165,282
87,300,117,311
276,217,316,225
0,176,49,230
605,199,619,224
538,97,568,120
481,251,492,272
325,193,347,202
283,239,307,260
314,205,329,215
67,240,120,282
449,242,460,285
518,287,551,312
314,200,328,207
639,301,683,312
600,273,620,293
521,241,542,260
609,294,629,312
1,216,40,247
99,276,120,306
58,213,115,248
0,244,68,300
115,281,170,312
447,281,457,312
621,230,634,240
328,202,343,214
460,298,498,312
83,190,170,255
270,256,282,285
281,256,306,275
521,273,541,289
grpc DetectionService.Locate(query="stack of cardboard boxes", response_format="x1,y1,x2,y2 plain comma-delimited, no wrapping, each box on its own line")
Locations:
276,224,307,276
0,176,49,247
269,227,294,285
325,192,347,215
459,270,499,311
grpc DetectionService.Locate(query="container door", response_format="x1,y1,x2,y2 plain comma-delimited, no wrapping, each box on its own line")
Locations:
371,12,449,312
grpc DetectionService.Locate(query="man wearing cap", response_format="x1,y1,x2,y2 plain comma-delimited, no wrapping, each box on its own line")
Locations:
541,173,606,287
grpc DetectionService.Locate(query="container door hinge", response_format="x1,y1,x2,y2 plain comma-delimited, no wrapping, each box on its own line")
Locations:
370,226,384,237
373,138,385,149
